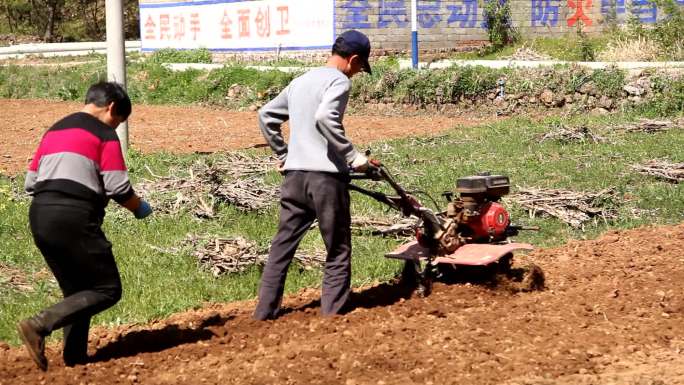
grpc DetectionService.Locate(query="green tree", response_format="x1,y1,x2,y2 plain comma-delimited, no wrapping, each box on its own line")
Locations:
482,0,519,50
0,0,140,42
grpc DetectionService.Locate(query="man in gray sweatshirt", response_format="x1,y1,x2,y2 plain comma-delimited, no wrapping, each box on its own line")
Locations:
254,30,372,320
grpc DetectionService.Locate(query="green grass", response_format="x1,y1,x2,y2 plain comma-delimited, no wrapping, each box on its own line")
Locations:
0,52,106,65
1,111,683,345
146,48,214,64
0,57,300,107
2,53,684,112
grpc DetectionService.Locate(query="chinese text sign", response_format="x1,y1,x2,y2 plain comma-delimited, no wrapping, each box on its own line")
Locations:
140,0,334,51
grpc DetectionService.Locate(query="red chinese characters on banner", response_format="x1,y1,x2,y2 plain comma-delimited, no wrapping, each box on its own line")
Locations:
159,14,171,40
173,15,185,40
567,0,593,26
237,9,251,38
276,6,290,35
190,13,201,40
144,15,156,40
255,7,271,37
221,10,233,39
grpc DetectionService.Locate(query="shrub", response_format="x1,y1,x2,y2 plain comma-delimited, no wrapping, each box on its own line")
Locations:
576,22,596,62
591,67,626,98
482,0,518,50
643,75,684,115
564,66,592,94
650,0,684,60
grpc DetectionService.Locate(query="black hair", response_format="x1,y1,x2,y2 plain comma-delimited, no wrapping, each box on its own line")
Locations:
332,40,353,58
84,81,132,120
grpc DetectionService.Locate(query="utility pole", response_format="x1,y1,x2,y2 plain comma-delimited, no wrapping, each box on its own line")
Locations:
105,0,128,154
411,0,418,69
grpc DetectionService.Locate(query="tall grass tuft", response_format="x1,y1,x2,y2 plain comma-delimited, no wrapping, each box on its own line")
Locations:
597,36,661,62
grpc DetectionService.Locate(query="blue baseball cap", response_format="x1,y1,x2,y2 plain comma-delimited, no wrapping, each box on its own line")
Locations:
333,30,372,74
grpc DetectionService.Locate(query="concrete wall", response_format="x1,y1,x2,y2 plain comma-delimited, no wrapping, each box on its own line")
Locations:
139,0,684,54
335,0,682,52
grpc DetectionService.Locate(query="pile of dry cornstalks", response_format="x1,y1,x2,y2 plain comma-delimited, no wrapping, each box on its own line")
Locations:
160,235,326,276
540,123,606,143
508,187,619,228
632,160,684,183
619,118,683,134
136,153,280,218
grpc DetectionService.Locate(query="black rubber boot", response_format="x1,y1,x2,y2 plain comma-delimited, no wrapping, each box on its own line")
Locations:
16,318,48,371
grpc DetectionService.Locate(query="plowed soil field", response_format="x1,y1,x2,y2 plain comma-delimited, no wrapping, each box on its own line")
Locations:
1,224,683,384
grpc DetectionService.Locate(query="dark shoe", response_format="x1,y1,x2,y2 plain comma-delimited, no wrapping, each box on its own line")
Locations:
64,350,89,367
64,356,88,367
16,319,48,371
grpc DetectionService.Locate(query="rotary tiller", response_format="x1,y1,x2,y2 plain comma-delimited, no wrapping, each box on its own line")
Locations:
350,160,544,296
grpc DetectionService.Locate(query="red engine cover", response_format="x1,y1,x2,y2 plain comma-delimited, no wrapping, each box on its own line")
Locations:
468,202,510,238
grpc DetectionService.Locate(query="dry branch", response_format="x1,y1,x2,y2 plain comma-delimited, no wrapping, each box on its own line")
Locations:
540,123,606,143
136,153,279,218
508,187,619,228
632,160,684,183
187,235,265,276
350,216,418,237
619,118,684,133
213,176,280,212
180,235,325,276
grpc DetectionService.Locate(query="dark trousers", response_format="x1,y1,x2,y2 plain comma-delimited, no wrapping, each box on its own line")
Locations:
28,197,122,365
254,171,352,320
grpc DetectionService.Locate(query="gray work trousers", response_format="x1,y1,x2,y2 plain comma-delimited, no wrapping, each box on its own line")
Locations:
254,171,352,320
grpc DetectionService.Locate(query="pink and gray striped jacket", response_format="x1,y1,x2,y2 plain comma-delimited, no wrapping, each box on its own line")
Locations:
25,112,134,210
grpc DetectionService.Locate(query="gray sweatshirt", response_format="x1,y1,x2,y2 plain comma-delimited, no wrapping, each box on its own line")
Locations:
257,67,362,173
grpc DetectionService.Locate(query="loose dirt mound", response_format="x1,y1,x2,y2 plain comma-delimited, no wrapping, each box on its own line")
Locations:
0,99,483,176
2,223,683,384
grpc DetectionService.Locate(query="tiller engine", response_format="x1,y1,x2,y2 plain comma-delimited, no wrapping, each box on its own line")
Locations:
350,160,544,296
